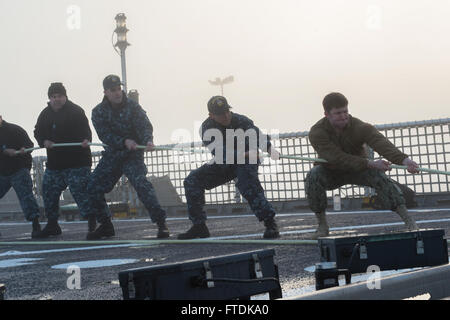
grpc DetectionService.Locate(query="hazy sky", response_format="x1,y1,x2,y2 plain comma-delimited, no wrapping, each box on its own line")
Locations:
1,0,449,150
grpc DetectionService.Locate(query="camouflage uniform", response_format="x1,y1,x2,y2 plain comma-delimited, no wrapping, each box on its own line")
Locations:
88,95,166,223
34,100,94,220
306,115,409,213
42,167,92,219
0,168,40,221
185,112,275,224
0,120,40,221
305,165,405,213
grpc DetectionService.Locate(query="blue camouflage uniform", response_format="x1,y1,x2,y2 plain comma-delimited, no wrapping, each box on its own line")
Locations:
34,100,94,220
0,120,40,221
184,112,276,224
87,94,166,223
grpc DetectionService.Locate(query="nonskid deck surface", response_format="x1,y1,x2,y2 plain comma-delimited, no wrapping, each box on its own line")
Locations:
0,207,449,300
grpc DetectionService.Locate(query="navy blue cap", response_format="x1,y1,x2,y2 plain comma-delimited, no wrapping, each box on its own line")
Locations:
207,96,232,115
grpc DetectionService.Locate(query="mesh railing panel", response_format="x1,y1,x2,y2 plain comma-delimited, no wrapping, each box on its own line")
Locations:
30,118,450,204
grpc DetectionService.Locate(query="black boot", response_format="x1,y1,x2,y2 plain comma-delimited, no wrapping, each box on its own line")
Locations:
31,216,42,239
87,215,97,233
33,218,62,239
177,223,210,240
263,217,280,239
86,218,115,240
156,220,170,239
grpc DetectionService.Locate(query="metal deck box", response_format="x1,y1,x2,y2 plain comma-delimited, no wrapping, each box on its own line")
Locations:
118,249,281,300
318,229,448,274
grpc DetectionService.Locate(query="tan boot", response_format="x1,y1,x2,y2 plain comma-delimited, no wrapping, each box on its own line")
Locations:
396,205,419,231
312,211,329,239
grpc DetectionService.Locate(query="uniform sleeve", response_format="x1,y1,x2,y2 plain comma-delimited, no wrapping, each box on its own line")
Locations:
201,120,219,154
92,108,126,149
309,126,369,171
33,111,46,148
16,126,34,149
201,120,211,147
363,124,408,165
76,109,92,142
133,105,153,144
238,115,272,152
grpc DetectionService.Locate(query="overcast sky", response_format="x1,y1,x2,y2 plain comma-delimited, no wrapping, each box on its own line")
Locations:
1,0,449,149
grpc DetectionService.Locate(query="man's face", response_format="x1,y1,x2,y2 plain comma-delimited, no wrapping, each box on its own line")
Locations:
210,111,232,126
49,93,67,111
325,106,349,130
104,86,123,105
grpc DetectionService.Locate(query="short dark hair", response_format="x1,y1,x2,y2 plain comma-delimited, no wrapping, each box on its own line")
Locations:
322,92,348,113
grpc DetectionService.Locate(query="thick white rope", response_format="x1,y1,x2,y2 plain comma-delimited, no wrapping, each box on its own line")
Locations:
13,143,450,175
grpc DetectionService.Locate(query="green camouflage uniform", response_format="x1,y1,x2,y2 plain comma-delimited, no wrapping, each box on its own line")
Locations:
305,115,408,212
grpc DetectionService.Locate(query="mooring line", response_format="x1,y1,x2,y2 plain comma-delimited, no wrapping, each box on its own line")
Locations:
14,142,450,175
0,239,317,246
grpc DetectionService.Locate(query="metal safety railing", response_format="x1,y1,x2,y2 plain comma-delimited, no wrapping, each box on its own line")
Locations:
29,118,450,206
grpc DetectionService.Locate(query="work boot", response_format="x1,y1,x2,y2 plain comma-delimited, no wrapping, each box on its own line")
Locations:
263,217,280,239
156,220,170,239
33,218,62,238
86,218,115,240
87,215,97,233
396,205,419,231
177,223,210,240
31,216,42,239
312,211,329,239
